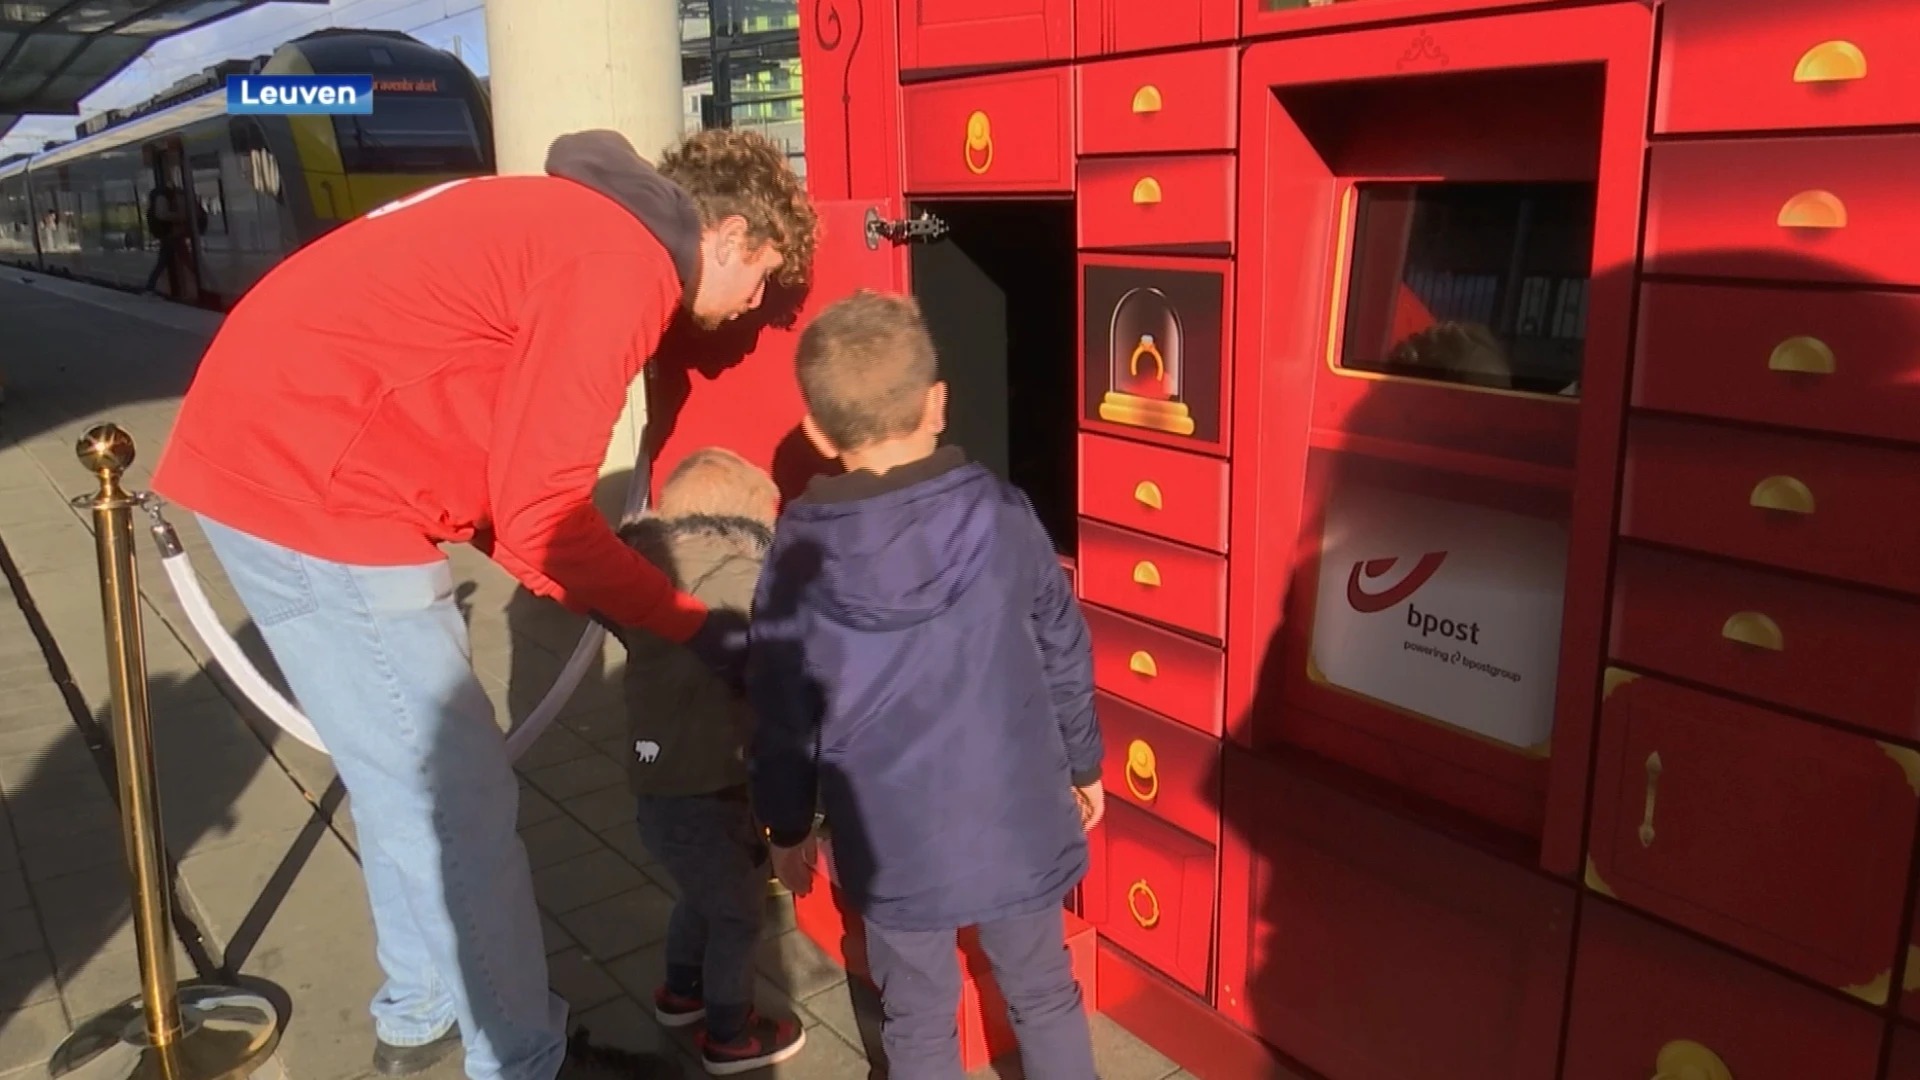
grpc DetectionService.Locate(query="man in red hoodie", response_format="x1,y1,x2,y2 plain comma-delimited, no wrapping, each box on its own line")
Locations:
152,128,815,1080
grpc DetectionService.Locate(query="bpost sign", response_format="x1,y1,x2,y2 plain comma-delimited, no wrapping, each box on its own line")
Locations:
227,75,374,115
1310,482,1569,750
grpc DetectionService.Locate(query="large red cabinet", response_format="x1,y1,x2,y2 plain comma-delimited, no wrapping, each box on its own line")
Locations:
653,0,1920,1076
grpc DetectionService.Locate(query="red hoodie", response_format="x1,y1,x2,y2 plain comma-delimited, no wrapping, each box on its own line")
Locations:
153,131,707,641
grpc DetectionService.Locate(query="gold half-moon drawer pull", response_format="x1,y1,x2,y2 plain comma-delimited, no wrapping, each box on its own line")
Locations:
1125,739,1159,802
1653,1039,1732,1080
1722,611,1784,651
1768,335,1835,375
1131,177,1162,205
1131,84,1163,113
1750,475,1816,514
1778,189,1847,229
1128,650,1158,678
1132,560,1162,588
1134,480,1163,510
1794,40,1867,83
1126,879,1161,929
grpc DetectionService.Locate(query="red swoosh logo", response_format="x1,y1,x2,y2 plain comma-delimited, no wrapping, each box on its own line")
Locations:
1346,551,1448,613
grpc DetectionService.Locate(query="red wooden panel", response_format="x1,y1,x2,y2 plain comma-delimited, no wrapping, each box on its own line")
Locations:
1656,0,1920,135
1645,134,1920,288
1078,432,1231,553
1588,672,1917,1001
1633,280,1920,447
1084,604,1225,735
797,0,903,202
1079,519,1227,641
898,0,1071,73
1218,748,1572,1080
1095,691,1221,843
1078,155,1236,252
901,69,1074,194
1610,545,1920,741
1077,49,1237,157
1075,0,1236,58
1893,1025,1920,1079
1562,899,1883,1080
1084,802,1216,995
1620,415,1920,597
1097,942,1308,1080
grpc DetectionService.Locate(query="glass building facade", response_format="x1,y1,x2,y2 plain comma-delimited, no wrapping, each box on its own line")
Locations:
680,0,804,178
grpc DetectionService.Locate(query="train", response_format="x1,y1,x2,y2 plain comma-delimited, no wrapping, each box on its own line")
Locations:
0,29,493,310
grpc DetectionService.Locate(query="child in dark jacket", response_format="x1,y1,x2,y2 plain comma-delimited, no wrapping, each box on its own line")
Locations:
616,448,806,1076
747,290,1105,1080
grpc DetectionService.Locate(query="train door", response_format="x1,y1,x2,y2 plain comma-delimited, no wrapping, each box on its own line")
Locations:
145,138,205,304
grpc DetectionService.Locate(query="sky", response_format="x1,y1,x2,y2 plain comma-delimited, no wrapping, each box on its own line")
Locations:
0,0,491,158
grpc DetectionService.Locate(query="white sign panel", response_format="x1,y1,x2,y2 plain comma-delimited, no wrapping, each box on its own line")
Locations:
1310,481,1568,749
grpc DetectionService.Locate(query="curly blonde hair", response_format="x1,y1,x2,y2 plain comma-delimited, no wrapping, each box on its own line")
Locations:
657,128,817,285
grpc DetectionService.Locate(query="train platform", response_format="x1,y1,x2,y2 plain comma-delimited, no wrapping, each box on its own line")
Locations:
0,269,1193,1080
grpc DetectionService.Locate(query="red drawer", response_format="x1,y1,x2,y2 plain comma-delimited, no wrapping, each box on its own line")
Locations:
1634,280,1920,446
1620,415,1920,597
1077,49,1236,156
1563,900,1883,1080
1077,155,1234,252
1079,519,1226,641
1084,802,1214,995
1611,545,1920,741
902,70,1073,195
1096,691,1219,843
1079,433,1230,553
1589,672,1916,1001
1656,0,1920,135
1083,603,1224,735
1075,0,1235,59
898,0,1072,73
1645,134,1920,288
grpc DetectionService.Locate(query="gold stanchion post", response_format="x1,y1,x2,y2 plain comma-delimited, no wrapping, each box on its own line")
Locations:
48,424,283,1080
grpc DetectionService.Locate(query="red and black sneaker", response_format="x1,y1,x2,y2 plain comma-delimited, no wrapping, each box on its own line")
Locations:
652,986,707,1029
697,1013,806,1076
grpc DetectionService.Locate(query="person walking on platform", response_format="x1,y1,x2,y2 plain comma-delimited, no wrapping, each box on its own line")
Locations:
151,127,817,1080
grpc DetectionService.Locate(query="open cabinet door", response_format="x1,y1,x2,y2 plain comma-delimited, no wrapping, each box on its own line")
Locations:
647,198,911,502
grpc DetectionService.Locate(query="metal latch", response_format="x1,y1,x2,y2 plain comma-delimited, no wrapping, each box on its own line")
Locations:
864,207,950,249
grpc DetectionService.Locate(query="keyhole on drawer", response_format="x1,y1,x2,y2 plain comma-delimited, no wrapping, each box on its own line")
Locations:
1639,751,1663,849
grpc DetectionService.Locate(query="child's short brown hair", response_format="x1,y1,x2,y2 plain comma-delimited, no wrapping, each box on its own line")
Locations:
655,447,779,525
794,289,938,452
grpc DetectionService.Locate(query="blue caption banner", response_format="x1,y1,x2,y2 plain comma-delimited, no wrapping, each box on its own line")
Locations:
227,75,374,115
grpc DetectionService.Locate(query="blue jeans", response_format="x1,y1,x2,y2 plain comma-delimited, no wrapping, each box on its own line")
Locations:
200,517,566,1080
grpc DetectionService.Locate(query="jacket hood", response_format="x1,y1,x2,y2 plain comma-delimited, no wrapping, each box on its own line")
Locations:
781,448,1000,633
544,129,703,300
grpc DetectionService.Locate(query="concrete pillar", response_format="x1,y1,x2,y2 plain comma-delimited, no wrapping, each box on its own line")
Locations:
484,0,686,520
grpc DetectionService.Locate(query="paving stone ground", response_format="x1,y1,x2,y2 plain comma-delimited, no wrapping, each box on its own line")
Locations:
0,270,1194,1080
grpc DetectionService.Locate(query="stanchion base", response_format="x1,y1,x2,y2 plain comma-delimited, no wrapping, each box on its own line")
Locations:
48,983,282,1080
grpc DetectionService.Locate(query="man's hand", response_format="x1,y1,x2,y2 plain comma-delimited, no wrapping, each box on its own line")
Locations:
682,607,750,689
771,834,819,897
1074,780,1105,833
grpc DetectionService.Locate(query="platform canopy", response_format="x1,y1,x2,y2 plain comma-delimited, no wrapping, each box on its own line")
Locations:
0,0,323,142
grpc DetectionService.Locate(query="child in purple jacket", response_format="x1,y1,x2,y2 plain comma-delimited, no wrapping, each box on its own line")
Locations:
746,289,1104,1080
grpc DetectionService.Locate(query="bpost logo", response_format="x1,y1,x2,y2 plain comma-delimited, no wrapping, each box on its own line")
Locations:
1346,550,1482,644
227,75,374,115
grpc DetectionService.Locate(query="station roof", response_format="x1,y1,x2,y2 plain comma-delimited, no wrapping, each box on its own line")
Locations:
0,0,322,143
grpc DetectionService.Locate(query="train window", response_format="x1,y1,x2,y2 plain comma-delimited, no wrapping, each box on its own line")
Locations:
331,96,485,174
1338,181,1595,397
191,154,227,236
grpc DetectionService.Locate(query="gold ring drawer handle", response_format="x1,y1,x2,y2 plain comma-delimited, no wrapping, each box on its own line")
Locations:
1750,475,1815,514
1654,1039,1732,1080
1128,650,1158,678
1127,879,1161,929
1125,739,1159,802
1722,611,1784,652
1131,85,1163,113
1132,560,1162,588
1133,480,1163,510
1132,177,1162,205
1768,335,1835,375
1794,40,1867,84
1778,189,1847,229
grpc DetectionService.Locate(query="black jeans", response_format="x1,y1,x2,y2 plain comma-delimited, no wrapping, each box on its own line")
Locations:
633,790,767,1038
